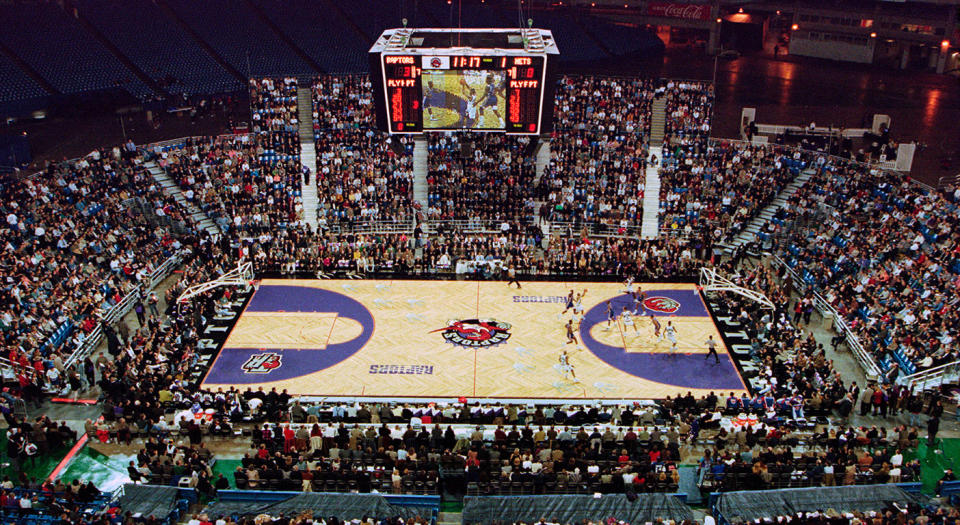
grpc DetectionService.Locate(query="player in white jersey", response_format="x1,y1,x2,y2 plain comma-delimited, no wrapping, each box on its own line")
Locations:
664,321,678,353
620,306,639,334
558,350,578,382
464,89,478,127
572,289,587,317
623,275,634,294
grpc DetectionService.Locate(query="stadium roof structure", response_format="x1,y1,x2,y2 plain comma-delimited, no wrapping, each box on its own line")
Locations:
370,27,560,56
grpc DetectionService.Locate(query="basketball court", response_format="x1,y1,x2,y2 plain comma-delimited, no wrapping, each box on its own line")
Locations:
200,280,748,400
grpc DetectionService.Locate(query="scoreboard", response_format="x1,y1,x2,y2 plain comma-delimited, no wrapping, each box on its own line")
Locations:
370,28,559,135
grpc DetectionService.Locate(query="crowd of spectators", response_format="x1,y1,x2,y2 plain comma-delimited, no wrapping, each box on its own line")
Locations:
725,505,960,525
695,262,934,492
657,81,813,243
426,133,537,225
0,480,106,524
0,143,199,401
250,77,301,162
312,75,414,227
661,80,713,147
659,141,809,241
156,135,303,234
540,76,654,230
4,71,960,524
772,156,960,375
184,514,432,525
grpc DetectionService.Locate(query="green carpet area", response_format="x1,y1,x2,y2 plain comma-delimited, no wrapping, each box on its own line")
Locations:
905,437,960,495
0,432,132,491
0,431,72,483
439,501,463,513
211,459,243,489
57,447,133,492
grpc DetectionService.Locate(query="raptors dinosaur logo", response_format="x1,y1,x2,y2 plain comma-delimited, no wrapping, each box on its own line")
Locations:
431,319,511,348
643,296,681,314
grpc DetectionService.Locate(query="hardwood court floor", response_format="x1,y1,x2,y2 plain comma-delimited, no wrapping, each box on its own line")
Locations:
200,280,748,400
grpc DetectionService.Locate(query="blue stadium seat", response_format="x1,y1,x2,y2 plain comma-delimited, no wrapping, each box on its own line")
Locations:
165,0,314,76
0,3,151,98
80,0,240,95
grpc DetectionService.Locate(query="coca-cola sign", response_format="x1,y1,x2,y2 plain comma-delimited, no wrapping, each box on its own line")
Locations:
646,2,711,20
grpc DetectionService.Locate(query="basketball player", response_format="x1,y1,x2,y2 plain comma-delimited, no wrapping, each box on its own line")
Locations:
476,106,489,128
705,335,719,364
623,275,634,294
604,300,615,331
506,265,521,289
423,80,440,122
565,319,578,346
559,350,579,382
632,290,643,315
572,289,587,321
649,314,662,340
481,75,504,125
463,88,479,128
664,321,678,354
561,289,576,315
621,306,639,334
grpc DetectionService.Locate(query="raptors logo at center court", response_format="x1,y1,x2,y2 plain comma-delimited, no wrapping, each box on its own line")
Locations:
431,319,511,348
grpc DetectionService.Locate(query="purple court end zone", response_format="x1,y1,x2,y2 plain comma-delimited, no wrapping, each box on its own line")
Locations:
579,289,746,391
201,285,375,385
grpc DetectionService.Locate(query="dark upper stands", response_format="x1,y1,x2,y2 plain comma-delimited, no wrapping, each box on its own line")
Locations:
78,0,240,96
0,53,47,102
250,0,367,73
336,0,417,43
0,1,662,106
163,0,315,77
0,3,151,98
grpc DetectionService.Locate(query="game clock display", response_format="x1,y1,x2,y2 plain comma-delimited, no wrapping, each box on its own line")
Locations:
380,55,547,134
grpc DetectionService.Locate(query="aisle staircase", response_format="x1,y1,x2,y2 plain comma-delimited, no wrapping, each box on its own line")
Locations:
640,96,668,239
297,86,319,230
640,147,663,239
144,161,221,238
413,136,429,221
721,169,814,252
534,137,551,185
649,96,667,147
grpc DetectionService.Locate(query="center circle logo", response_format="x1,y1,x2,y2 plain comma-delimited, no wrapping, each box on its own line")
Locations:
432,318,511,348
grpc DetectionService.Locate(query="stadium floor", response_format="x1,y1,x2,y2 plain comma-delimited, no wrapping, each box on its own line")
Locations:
200,280,748,400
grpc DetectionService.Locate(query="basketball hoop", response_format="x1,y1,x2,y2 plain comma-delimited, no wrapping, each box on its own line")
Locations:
176,261,255,311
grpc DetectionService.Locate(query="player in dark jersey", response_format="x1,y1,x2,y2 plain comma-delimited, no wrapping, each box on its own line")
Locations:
481,74,504,125
650,313,662,340
561,289,575,316
423,80,440,122
565,319,578,346
632,291,643,315
604,300,615,331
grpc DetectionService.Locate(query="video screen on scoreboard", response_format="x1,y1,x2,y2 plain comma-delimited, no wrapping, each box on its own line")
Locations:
421,69,506,130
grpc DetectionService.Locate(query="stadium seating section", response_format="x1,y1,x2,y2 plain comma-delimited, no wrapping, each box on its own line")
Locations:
0,1,663,105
